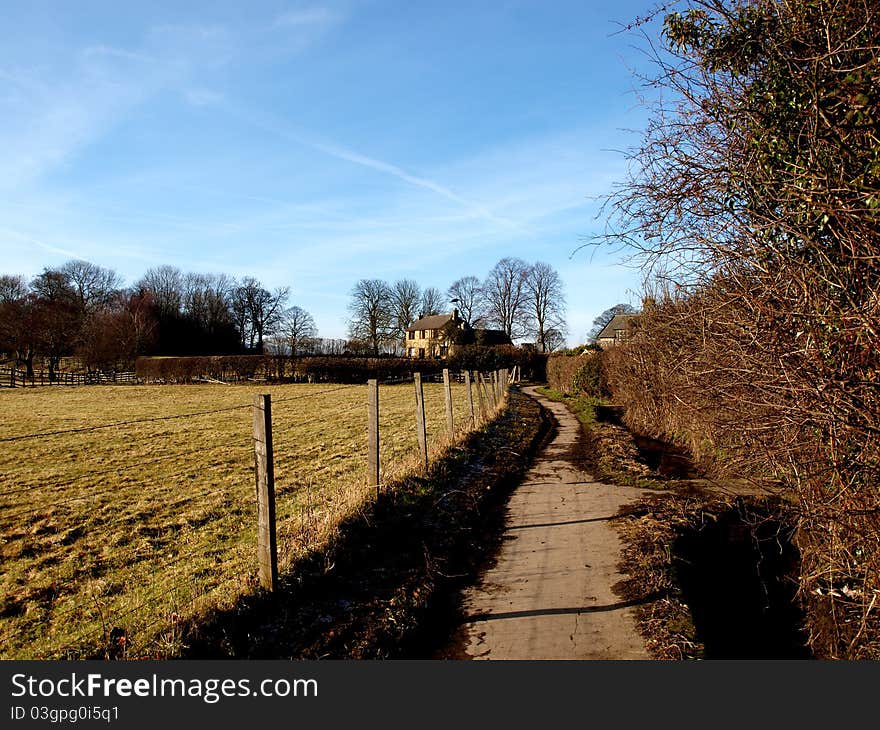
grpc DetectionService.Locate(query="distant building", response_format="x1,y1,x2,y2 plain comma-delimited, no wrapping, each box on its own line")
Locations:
405,310,512,358
406,311,464,358
596,313,639,348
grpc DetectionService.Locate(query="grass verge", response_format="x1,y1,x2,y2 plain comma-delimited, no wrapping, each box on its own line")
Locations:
533,386,600,428
535,386,667,490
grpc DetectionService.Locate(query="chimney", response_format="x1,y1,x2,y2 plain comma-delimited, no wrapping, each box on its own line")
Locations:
452,308,460,322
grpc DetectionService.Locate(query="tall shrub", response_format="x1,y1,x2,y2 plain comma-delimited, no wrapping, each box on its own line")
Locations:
605,0,880,657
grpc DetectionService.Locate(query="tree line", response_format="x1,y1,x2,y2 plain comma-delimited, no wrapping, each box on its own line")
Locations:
0,261,321,377
347,257,567,355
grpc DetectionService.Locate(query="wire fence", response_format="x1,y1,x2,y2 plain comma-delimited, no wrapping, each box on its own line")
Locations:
0,367,516,659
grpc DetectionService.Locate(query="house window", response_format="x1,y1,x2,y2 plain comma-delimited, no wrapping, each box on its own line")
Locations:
418,348,425,358
419,330,425,339
408,331,415,340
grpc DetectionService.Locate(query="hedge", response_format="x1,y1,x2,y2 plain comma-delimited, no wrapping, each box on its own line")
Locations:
136,349,546,385
546,349,605,396
135,355,443,384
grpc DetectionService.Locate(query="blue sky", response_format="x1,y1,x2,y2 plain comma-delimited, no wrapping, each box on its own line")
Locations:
0,0,664,342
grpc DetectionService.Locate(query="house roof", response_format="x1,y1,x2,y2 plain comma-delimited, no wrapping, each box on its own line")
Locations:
407,313,454,331
596,313,638,340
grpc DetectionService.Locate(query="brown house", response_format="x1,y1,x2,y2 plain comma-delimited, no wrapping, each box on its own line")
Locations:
406,311,465,358
405,311,512,358
596,313,639,349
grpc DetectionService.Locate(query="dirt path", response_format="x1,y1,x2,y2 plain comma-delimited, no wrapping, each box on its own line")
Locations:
443,386,649,659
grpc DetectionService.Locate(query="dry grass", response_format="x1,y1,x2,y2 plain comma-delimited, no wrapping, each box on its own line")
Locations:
0,379,482,659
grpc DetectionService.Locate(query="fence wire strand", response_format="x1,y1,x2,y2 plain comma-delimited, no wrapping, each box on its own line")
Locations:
0,443,252,499
0,403,253,444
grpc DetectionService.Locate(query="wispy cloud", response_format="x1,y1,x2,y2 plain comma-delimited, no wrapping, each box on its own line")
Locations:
230,107,524,232
307,138,525,231
183,88,224,107
0,22,240,193
0,227,82,260
265,5,347,56
274,7,342,29
81,45,155,63
0,68,148,191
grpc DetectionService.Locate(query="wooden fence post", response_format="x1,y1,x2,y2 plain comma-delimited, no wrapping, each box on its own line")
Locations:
488,371,498,411
474,372,486,422
252,394,278,592
475,372,484,419
367,379,380,499
464,370,475,427
413,372,428,473
443,368,454,438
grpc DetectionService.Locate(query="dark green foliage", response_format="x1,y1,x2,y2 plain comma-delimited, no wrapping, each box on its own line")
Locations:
546,350,605,396
572,356,605,398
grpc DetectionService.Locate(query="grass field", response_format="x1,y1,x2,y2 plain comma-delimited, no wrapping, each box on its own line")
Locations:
0,378,484,659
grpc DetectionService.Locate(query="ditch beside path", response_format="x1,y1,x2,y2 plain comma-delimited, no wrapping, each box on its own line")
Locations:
443,385,649,659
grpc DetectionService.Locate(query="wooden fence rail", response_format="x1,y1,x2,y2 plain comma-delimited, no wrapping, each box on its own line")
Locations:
0,367,138,388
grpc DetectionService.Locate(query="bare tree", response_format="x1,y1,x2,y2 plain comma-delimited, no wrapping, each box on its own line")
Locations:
543,327,567,352
280,305,318,356
231,291,249,351
347,279,394,356
59,260,123,311
120,290,159,360
391,279,421,344
137,266,184,319
234,277,289,353
419,286,446,317
0,275,33,373
30,270,82,380
183,273,236,344
525,262,567,352
0,275,28,304
483,257,530,340
447,275,485,325
31,269,76,303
